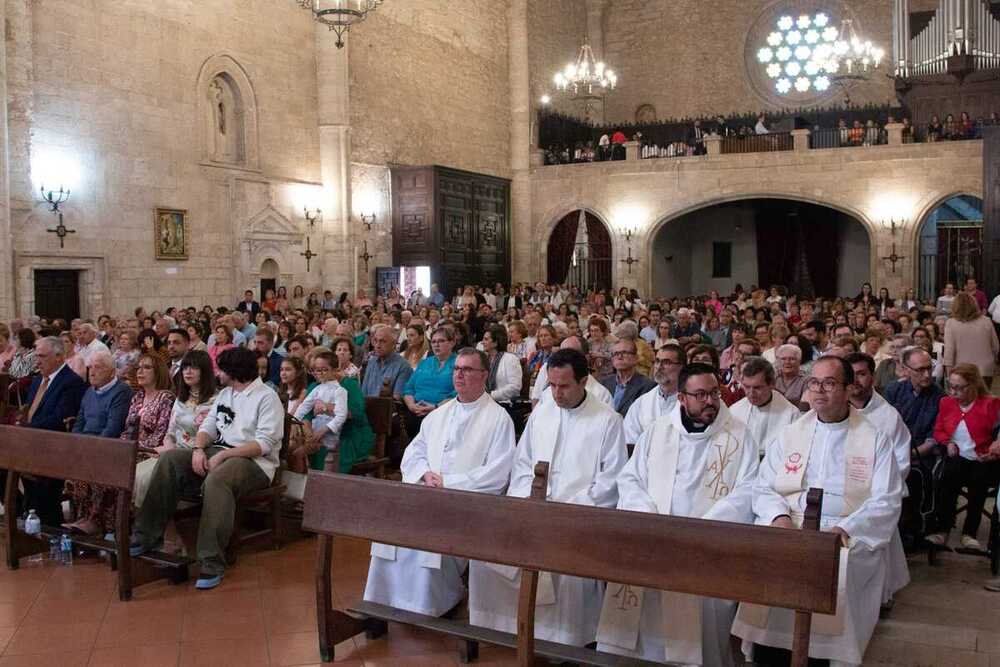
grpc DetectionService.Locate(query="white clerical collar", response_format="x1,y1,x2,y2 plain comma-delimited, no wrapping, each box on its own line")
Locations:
456,393,486,409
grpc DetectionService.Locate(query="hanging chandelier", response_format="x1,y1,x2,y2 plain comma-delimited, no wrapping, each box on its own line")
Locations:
297,0,384,49
756,12,883,96
553,41,618,98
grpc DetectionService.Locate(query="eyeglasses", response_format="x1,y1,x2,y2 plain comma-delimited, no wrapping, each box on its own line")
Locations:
805,378,844,393
948,382,970,393
611,351,635,358
454,366,486,375
681,389,721,402
904,364,933,375
311,366,333,375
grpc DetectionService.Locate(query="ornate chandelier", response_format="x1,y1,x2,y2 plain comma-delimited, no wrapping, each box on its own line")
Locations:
553,41,618,98
297,0,384,49
756,12,883,96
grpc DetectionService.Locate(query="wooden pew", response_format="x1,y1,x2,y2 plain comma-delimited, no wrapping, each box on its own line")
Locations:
303,464,840,666
0,424,190,600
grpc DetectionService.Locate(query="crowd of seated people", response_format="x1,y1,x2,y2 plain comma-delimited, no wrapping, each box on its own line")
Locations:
4,275,1000,663
925,111,999,142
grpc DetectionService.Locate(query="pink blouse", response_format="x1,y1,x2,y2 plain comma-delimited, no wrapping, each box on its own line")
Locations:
121,389,176,459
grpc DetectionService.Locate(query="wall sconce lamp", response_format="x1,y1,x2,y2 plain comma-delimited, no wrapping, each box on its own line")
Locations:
304,207,322,230
39,184,75,248
359,212,377,232
880,218,903,236
618,225,636,244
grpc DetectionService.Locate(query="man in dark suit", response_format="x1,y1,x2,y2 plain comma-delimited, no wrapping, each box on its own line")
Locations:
599,338,656,418
235,289,261,318
253,327,283,386
20,335,87,526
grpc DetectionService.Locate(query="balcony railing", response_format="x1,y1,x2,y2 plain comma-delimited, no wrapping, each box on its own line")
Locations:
721,132,792,154
810,127,887,149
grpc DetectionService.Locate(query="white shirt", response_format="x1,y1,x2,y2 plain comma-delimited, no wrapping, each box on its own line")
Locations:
622,386,677,445
295,380,348,449
856,390,913,480
199,377,284,481
989,295,1000,324
79,338,111,366
729,390,800,457
954,404,979,461
533,363,613,406
490,352,523,402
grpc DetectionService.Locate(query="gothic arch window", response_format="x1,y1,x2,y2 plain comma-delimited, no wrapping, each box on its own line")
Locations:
196,54,260,170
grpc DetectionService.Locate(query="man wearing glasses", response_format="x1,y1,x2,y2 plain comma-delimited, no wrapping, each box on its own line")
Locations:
599,339,656,418
883,347,945,463
365,348,515,617
598,362,759,665
622,344,686,448
734,356,903,667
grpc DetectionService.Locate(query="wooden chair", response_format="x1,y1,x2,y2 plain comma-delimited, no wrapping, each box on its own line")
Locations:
304,465,839,666
224,413,294,563
345,396,391,478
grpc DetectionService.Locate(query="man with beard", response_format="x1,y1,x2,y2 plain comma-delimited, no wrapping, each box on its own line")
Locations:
597,363,759,664
622,344,685,447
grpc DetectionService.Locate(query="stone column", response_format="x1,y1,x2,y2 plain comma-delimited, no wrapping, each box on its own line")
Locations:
791,128,811,151
509,0,533,283
315,26,354,294
625,140,640,161
704,134,722,156
884,122,904,145
0,0,13,320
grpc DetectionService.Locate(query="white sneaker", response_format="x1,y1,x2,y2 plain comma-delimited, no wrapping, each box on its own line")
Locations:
961,535,981,550
925,533,947,546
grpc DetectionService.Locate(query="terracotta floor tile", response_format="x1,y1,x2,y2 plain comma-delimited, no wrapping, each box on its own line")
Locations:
4,621,100,655
87,642,181,667
0,651,91,667
361,652,460,667
263,603,317,636
0,627,15,653
21,594,109,626
0,579,45,606
181,607,266,642
178,638,269,667
94,612,183,647
261,583,314,608
0,601,32,629
267,631,323,666
181,587,262,613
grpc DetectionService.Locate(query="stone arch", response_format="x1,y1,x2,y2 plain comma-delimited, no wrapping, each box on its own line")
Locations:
196,53,260,170
911,190,985,301
260,258,280,280
539,205,618,287
644,193,877,297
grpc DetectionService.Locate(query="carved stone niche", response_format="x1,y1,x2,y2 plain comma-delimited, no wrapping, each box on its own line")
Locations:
196,53,260,171
240,206,303,292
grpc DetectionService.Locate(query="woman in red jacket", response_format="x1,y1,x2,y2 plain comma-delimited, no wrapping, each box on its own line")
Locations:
926,363,1000,550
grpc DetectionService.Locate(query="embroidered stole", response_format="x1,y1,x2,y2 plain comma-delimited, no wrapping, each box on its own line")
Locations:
596,411,745,664
736,411,876,636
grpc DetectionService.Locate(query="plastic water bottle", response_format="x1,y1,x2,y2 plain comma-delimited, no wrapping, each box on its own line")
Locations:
48,537,60,562
24,510,40,536
60,534,73,566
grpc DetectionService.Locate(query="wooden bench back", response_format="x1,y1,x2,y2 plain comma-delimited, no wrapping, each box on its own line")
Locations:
364,396,393,461
0,424,137,490
302,471,840,614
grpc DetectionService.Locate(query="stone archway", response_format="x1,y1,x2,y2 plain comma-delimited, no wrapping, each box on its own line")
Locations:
912,193,984,301
545,209,614,292
647,197,873,298
196,53,260,171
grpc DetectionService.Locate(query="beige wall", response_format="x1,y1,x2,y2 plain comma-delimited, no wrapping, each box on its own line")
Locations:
528,0,588,119
599,0,898,123
525,140,983,299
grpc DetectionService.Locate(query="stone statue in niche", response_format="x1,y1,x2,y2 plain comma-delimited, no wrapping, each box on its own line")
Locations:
208,75,243,164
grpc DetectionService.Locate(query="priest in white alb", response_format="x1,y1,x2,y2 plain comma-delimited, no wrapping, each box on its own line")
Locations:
845,352,912,604
622,343,685,447
469,348,627,646
533,335,613,407
729,357,801,458
597,362,760,665
364,348,516,616
732,356,903,667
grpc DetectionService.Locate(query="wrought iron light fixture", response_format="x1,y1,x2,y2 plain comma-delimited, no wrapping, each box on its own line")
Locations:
39,184,75,249
298,0,384,49
359,212,376,232
553,40,618,97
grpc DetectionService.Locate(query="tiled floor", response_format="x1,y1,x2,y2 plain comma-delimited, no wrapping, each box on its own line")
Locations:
2,529,1000,666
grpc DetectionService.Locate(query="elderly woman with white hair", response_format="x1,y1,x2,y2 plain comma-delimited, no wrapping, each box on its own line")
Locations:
773,343,807,408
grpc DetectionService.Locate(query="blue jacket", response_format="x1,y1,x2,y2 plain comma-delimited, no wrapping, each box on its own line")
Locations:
267,350,283,387
25,365,87,432
72,380,133,438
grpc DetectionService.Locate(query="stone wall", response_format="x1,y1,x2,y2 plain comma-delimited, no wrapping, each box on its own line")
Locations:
526,140,983,299
6,0,322,318
349,1,512,179
599,0,897,123
528,0,588,119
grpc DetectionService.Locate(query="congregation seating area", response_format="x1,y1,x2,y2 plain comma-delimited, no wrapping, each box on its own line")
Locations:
2,278,1000,665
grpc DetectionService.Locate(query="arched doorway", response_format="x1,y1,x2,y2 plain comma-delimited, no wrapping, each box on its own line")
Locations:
260,258,279,302
916,195,984,302
651,199,871,298
546,210,613,291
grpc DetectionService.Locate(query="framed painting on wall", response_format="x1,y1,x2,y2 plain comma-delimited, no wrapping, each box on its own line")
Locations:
155,207,188,260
